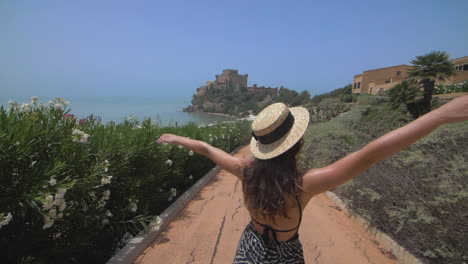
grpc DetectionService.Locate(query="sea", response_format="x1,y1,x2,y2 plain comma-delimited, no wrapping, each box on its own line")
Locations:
0,96,235,126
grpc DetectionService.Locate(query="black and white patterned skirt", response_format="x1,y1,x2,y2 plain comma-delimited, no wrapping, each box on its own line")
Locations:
233,222,305,264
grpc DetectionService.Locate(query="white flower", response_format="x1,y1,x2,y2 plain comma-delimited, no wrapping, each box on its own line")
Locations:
43,217,54,229
165,159,173,166
30,96,39,104
106,210,113,217
170,188,177,197
20,104,31,112
79,133,89,143
157,187,163,192
101,190,111,201
101,176,113,185
0,212,13,227
188,151,194,156
8,100,15,105
54,103,64,110
55,188,67,204
30,160,37,168
58,201,66,212
45,195,54,202
155,216,162,225
57,188,67,195
188,175,193,180
49,178,57,186
43,195,55,210
72,129,89,143
178,145,183,149
54,196,65,207
102,219,109,225
130,202,138,212
49,207,57,218
103,160,110,172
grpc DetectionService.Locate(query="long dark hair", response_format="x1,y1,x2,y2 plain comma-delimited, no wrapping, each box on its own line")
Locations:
242,138,304,221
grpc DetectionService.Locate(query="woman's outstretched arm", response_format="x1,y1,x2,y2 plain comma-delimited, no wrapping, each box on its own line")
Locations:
303,95,468,195
156,134,245,179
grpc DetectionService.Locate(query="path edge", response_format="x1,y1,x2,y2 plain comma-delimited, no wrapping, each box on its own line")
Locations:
106,145,245,264
325,191,424,264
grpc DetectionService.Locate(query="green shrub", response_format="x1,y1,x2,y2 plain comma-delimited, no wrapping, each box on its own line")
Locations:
356,94,390,106
0,98,250,263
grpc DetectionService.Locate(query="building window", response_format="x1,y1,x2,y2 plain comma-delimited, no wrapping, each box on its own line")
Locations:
358,82,361,88
385,79,393,83
354,83,357,89
464,64,468,71
370,87,373,94
396,71,401,76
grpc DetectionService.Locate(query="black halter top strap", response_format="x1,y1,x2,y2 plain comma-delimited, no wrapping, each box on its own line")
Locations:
251,195,303,242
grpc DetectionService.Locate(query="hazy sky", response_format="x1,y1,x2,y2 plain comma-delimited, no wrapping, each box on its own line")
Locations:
1,0,467,100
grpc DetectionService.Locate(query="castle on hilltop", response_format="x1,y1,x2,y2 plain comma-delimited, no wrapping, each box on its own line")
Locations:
186,69,312,116
196,69,278,96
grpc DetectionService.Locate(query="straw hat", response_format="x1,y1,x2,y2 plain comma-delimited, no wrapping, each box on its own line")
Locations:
250,103,310,160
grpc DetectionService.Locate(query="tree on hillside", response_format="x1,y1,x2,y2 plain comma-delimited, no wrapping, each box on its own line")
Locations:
388,80,422,117
408,51,456,114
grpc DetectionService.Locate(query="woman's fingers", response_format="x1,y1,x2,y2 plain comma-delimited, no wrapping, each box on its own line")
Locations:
156,134,177,144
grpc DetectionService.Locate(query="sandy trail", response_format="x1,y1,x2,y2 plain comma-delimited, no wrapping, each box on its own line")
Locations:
135,146,396,264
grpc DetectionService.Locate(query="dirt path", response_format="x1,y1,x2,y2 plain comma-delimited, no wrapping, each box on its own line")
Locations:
135,146,397,264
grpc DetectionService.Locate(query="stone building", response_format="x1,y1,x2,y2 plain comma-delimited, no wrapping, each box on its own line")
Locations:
196,69,278,97
352,56,468,95
196,69,248,95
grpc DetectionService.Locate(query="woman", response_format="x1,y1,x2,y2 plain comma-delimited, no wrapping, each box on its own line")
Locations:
156,96,468,263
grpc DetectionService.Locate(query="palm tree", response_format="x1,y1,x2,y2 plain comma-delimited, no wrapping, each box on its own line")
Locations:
388,80,419,110
408,51,456,114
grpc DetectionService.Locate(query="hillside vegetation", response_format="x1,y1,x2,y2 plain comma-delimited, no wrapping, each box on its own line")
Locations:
298,95,467,264
185,85,311,117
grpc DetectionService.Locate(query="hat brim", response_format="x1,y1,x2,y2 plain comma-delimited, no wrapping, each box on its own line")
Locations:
250,107,309,160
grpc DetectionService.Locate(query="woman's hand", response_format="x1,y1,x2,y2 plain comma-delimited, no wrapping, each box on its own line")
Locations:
156,134,181,145
431,95,468,125
155,133,245,179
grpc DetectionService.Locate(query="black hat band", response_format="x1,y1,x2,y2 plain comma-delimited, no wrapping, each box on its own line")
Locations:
252,111,295,144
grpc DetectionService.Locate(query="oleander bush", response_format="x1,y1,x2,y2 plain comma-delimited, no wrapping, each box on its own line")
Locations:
0,98,251,264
